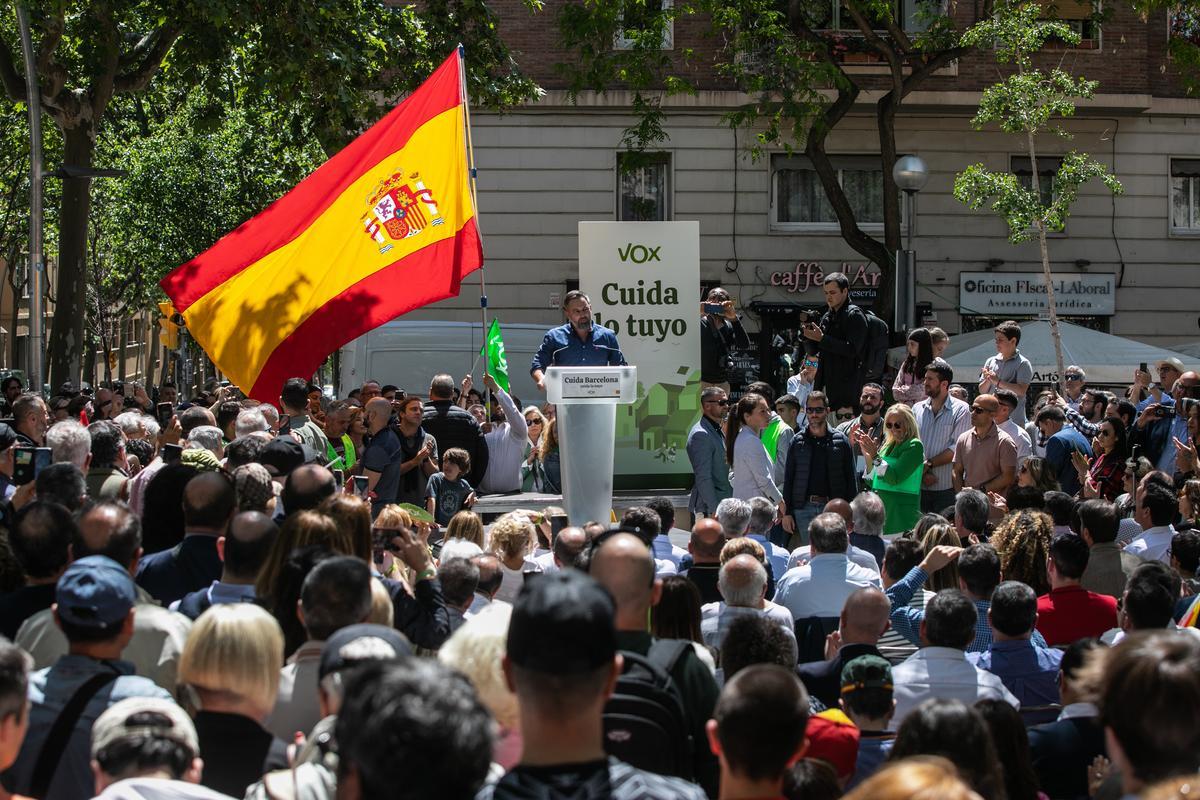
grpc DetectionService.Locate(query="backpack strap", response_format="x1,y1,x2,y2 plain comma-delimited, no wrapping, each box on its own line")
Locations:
646,638,692,679
29,666,121,797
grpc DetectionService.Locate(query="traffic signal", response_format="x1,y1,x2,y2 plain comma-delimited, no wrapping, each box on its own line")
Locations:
158,301,179,350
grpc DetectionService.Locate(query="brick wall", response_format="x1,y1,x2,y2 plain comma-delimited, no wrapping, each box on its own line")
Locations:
486,0,1189,99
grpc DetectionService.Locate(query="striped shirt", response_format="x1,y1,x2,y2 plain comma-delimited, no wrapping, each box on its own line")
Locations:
913,396,971,491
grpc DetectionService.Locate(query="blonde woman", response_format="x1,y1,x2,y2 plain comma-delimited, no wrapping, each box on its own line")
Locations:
439,603,522,772
539,418,562,493
521,406,548,491
438,509,485,563
372,503,418,582
178,605,287,798
917,522,963,592
856,403,925,535
488,512,540,603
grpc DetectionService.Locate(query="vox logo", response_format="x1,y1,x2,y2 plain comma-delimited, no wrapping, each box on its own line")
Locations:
617,243,661,263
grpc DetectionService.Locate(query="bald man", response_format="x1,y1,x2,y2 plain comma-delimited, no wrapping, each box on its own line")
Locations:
701,554,797,661
171,510,278,619
796,586,891,707
590,534,720,795
684,517,726,604
532,526,588,573
360,396,404,515
137,471,237,605
281,464,337,515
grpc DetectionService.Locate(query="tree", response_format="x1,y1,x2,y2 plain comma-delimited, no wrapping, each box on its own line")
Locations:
0,0,541,389
556,0,992,323
952,0,1123,392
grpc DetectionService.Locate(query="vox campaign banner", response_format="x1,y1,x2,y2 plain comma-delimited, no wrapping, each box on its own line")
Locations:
579,222,701,489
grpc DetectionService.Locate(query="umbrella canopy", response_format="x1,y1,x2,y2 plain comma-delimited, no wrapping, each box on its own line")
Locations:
889,321,1197,386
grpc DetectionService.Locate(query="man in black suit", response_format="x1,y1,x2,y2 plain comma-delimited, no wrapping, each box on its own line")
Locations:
136,471,235,605
1027,638,1107,800
796,586,891,708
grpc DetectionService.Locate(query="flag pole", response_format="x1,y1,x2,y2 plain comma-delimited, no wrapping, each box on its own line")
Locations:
458,45,490,395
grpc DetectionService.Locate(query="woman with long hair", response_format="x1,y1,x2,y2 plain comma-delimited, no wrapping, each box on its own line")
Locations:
975,699,1042,800
726,393,782,504
991,509,1054,596
521,406,549,491
1017,456,1061,493
539,417,562,493
893,328,934,404
916,521,963,592
889,699,1005,800
857,403,925,534
650,575,716,673
1075,415,1129,501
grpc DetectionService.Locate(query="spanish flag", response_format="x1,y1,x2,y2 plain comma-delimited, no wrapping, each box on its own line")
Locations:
160,50,482,401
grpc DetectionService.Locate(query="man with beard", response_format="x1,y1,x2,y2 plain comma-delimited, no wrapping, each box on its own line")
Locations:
395,395,438,507
838,383,885,485
688,386,733,518
913,359,971,513
530,290,626,392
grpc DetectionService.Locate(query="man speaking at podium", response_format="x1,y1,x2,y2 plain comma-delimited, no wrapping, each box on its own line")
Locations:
531,290,627,391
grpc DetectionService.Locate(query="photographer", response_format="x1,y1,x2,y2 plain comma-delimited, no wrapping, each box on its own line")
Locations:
801,272,868,410
700,287,750,391
1130,370,1199,477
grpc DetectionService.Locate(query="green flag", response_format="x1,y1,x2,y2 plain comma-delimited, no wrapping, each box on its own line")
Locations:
482,319,510,392
761,417,785,463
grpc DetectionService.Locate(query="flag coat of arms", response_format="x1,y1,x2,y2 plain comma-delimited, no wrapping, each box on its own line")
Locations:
161,50,482,401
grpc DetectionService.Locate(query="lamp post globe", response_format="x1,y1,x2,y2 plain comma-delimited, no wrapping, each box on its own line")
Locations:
893,154,929,193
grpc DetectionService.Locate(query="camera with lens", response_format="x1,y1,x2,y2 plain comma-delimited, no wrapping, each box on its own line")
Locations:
797,309,823,325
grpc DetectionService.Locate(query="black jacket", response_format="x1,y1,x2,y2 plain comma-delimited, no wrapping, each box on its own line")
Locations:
1027,715,1106,800
782,427,858,512
796,642,883,709
135,533,222,606
382,575,452,650
421,400,490,487
815,301,868,409
699,315,750,384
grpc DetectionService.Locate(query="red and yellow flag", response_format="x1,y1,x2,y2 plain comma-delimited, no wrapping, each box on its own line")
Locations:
160,50,482,401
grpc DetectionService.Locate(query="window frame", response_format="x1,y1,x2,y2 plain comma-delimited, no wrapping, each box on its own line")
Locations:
1170,157,1200,236
614,0,674,51
615,150,674,222
769,152,903,234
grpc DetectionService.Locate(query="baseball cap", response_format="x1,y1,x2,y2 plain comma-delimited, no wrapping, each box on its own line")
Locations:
91,697,199,758
319,624,413,681
841,655,894,695
0,422,17,452
806,711,861,781
507,570,617,674
56,555,136,629
1157,357,1186,374
259,437,314,477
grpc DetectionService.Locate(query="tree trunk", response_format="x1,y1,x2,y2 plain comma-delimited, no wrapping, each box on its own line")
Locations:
47,125,96,390
1025,130,1066,396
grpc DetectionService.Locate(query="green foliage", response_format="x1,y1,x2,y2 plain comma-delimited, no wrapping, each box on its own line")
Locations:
953,0,1123,242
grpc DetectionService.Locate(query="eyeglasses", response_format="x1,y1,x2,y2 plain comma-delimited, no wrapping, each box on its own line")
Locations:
885,421,904,430
526,419,542,426
835,412,855,420
704,399,730,407
806,407,827,414
970,406,991,413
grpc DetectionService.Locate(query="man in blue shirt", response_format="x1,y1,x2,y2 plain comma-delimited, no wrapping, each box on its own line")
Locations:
530,290,626,391
970,581,1063,718
1037,405,1093,496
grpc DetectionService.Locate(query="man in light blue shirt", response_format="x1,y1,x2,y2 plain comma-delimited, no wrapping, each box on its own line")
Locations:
530,290,625,391
969,581,1063,713
774,512,879,620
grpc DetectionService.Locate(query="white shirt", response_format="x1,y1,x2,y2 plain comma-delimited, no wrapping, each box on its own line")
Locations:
478,387,529,494
1124,524,1176,563
439,538,483,563
787,544,881,579
495,558,541,604
998,418,1033,465
532,549,558,573
465,592,512,618
700,602,797,661
773,553,880,620
889,646,1019,730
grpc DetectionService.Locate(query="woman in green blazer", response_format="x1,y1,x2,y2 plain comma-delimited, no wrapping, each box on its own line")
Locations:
854,403,925,535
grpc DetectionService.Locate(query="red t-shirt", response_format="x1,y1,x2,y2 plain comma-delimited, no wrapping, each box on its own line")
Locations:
1036,584,1118,645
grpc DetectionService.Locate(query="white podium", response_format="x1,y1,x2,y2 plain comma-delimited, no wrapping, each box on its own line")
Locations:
545,366,638,527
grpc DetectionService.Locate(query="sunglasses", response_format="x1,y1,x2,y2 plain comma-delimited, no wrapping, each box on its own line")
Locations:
526,419,542,425
1065,374,1083,381
835,412,855,420
704,399,731,407
885,421,904,430
970,406,992,413
806,407,827,414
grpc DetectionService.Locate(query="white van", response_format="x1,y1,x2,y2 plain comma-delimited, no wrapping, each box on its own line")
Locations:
337,320,550,405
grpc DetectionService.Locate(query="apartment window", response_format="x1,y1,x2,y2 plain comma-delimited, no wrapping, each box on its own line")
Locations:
806,0,945,31
617,152,672,221
1041,0,1101,49
1172,158,1200,232
1012,156,1064,207
614,0,674,50
771,154,890,231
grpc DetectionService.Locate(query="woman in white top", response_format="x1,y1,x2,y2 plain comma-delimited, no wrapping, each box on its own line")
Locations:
726,392,783,503
487,511,541,604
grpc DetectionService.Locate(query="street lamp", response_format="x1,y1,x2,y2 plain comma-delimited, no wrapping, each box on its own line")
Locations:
892,154,929,333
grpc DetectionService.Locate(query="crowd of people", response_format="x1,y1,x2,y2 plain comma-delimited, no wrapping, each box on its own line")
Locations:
0,273,1193,799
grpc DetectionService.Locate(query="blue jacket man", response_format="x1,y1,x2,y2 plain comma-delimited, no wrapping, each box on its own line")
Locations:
687,387,732,516
530,290,625,390
1037,406,1093,496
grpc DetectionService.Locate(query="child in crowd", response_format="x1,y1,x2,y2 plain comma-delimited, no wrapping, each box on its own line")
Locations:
427,448,477,525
